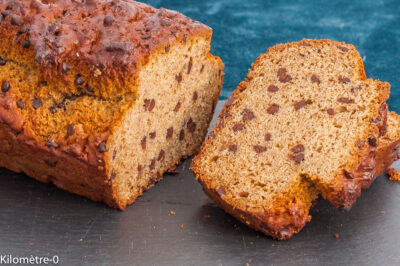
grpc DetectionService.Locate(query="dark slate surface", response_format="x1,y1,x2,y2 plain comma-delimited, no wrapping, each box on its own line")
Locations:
145,0,400,112
1,102,400,266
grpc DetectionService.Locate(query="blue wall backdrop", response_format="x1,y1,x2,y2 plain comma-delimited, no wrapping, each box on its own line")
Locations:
144,0,399,112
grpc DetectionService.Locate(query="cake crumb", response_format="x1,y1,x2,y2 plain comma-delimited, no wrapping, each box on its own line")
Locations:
334,233,339,239
168,211,175,216
180,224,184,229
387,168,400,182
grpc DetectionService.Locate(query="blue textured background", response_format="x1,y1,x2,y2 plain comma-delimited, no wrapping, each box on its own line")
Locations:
144,0,399,112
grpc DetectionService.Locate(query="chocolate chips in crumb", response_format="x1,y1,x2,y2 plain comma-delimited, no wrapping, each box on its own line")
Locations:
187,118,196,133
149,131,156,139
228,144,238,153
337,46,349,52
141,136,146,150
179,129,185,141
158,149,165,161
21,40,30,49
368,135,377,147
103,16,113,26
67,124,74,136
277,68,292,83
144,99,155,111
253,145,267,154
338,76,351,84
267,84,279,93
294,100,307,110
267,104,280,115
1,81,10,92
192,91,198,103
75,75,84,86
16,100,25,109
265,133,271,141
290,144,305,163
32,98,42,109
62,62,71,74
11,15,23,26
232,123,244,132
98,141,106,153
327,108,335,115
174,102,181,112
311,74,320,84
176,73,182,83
49,107,57,114
166,127,173,139
242,108,255,122
0,57,6,66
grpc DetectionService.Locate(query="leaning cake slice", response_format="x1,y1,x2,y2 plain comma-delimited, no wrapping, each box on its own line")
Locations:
192,39,390,239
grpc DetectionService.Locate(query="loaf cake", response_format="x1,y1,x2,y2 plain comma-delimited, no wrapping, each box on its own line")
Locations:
192,39,391,239
0,0,224,209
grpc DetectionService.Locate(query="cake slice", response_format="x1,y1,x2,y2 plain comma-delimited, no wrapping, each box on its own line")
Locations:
192,39,389,239
0,0,223,209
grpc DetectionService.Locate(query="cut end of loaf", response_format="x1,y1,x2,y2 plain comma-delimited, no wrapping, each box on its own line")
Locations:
192,39,390,239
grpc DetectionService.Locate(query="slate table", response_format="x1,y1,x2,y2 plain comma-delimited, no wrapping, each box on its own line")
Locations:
1,0,400,265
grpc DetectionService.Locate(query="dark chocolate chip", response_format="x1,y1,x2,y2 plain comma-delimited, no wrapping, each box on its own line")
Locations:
291,153,304,163
16,100,25,109
165,44,170,53
370,116,382,124
166,127,173,139
150,132,156,139
141,136,146,150
1,81,10,92
239,191,249,197
19,25,29,34
1,10,11,18
294,100,307,110
179,129,185,141
110,172,116,180
75,75,84,85
62,62,71,74
160,18,171,26
344,170,354,179
277,68,292,83
112,150,117,160
187,60,193,74
11,15,23,26
158,149,165,161
337,97,354,104
86,85,94,93
144,99,155,111
49,107,57,114
368,135,377,147
103,16,113,26
174,102,181,112
267,84,279,93
98,141,106,153
140,34,150,39
32,98,42,109
232,123,244,132
311,74,320,84
217,186,226,196
187,118,196,133
0,57,6,66
327,108,334,115
225,96,236,107
253,145,267,154
200,65,205,73
67,124,74,136
228,144,237,153
337,46,349,52
357,140,365,150
57,101,66,110
192,91,198,102
265,133,271,141
44,160,57,167
149,158,156,170
176,73,182,83
267,104,280,115
46,138,59,149
338,76,351,83
242,108,255,122
291,144,305,153
21,40,30,48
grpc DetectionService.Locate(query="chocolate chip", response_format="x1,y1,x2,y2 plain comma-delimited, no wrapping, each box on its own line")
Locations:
46,137,59,149
98,141,106,153
150,132,156,139
294,100,307,110
110,172,116,180
19,25,29,34
291,153,304,163
337,46,349,52
21,40,30,48
105,42,131,52
44,160,57,167
337,97,354,104
217,186,226,196
327,108,334,115
149,158,156,170
192,91,198,103
103,16,113,26
57,101,66,110
239,191,249,197
1,10,10,18
225,96,236,107
144,99,155,111
86,85,94,93
140,34,150,39
311,74,320,84
200,65,205,73
253,145,267,153
277,68,292,83
187,118,196,133
187,60,192,74
49,107,57,114
16,100,25,109
179,129,185,141
67,124,74,136
174,102,181,112
338,76,350,83
357,140,365,150
370,116,382,124
267,104,280,115
291,144,305,153
228,144,237,153
75,75,84,85
267,84,279,93
11,15,23,26
232,123,244,132
137,164,143,172
157,149,165,161
176,73,182,83
265,133,271,141
0,57,6,66
32,98,42,109
62,62,70,74
344,170,354,179
242,108,255,122
166,127,173,139
1,81,10,92
351,86,361,94
141,136,146,150
160,18,171,26
165,44,170,53
368,135,377,147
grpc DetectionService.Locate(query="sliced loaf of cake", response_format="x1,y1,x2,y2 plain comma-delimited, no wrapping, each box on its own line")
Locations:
192,39,390,239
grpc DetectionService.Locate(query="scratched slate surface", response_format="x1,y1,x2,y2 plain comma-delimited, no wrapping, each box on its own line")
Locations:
145,0,400,112
1,0,400,265
1,101,400,266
